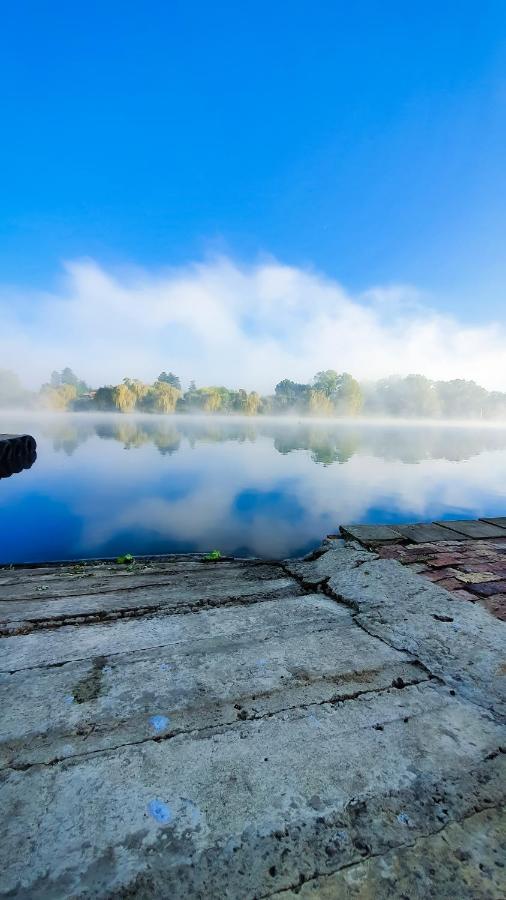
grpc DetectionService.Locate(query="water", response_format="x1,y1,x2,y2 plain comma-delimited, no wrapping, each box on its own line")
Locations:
1,413,506,563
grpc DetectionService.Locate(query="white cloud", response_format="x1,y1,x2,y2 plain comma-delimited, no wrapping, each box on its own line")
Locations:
1,255,505,390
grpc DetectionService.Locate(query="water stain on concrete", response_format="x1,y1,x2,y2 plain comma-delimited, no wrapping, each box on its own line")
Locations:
71,656,107,704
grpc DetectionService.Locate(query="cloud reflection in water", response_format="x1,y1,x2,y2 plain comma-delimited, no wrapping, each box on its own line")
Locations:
1,414,506,563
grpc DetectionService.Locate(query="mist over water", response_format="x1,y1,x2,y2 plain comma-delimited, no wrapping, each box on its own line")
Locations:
1,413,506,563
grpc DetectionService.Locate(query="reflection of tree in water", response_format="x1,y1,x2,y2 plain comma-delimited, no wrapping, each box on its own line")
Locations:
154,427,181,456
273,426,359,466
359,426,506,464
39,415,506,466
39,420,95,456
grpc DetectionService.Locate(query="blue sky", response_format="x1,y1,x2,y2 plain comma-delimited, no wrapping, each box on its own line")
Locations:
1,2,506,394
1,1,505,323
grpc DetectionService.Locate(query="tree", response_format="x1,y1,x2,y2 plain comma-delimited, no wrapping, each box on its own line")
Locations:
143,382,181,413
334,373,363,415
39,383,78,410
61,367,79,387
50,368,90,395
122,378,150,403
274,379,309,410
158,371,181,391
372,375,439,418
312,370,340,399
201,388,224,413
308,389,334,416
93,386,116,411
112,383,137,413
436,379,488,419
311,371,363,415
244,391,261,415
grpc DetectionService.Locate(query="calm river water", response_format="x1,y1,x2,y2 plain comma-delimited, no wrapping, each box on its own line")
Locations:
1,413,506,563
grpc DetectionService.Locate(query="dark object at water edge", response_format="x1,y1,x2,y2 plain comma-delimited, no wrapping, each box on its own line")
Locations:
0,433,37,479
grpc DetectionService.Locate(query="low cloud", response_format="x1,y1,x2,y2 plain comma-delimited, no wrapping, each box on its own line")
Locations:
1,256,505,391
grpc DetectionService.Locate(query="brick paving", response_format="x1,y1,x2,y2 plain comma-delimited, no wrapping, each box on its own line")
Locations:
375,538,506,621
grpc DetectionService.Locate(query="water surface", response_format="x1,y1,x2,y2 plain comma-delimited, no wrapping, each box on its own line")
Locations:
1,413,506,563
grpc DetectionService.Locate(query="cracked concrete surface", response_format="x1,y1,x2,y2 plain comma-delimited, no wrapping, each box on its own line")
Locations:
0,546,505,899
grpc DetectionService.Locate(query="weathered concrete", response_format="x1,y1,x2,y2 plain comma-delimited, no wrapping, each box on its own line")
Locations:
435,519,506,539
272,807,506,899
362,534,506,622
285,543,506,717
0,549,505,899
339,524,405,544
395,522,469,544
340,515,506,546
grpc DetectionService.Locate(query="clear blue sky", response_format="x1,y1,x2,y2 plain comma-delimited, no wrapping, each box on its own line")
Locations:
1,1,505,320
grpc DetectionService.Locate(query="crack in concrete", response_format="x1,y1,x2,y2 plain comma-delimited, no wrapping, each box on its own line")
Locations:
261,800,504,898
2,609,335,674
0,559,284,592
0,584,301,635
280,561,440,684
2,675,431,774
285,555,506,727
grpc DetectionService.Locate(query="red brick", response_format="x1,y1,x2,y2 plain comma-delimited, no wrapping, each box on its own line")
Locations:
451,589,475,602
436,577,465,592
420,569,449,582
428,556,464,569
466,579,506,597
477,594,506,622
377,545,408,561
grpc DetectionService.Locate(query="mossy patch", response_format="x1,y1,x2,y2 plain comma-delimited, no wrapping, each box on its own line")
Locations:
72,656,107,703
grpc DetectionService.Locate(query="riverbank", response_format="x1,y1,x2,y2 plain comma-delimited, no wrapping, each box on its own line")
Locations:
0,534,504,898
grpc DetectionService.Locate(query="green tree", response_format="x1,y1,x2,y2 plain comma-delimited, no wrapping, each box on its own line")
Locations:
436,379,488,419
372,375,440,418
39,383,78,410
158,371,181,390
311,371,363,415
143,381,181,413
334,373,363,415
122,378,150,404
201,387,225,413
244,391,261,415
112,383,137,412
312,370,340,398
308,389,334,416
50,368,90,395
274,379,310,410
93,386,115,411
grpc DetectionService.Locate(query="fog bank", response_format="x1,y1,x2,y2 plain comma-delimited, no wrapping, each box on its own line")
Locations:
1,256,505,391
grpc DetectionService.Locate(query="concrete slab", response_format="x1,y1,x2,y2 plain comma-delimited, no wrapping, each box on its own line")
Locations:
1,686,503,899
0,576,298,631
1,599,423,769
395,522,469,543
274,807,506,899
435,519,506,539
305,547,506,717
340,524,403,544
480,517,506,530
0,549,505,899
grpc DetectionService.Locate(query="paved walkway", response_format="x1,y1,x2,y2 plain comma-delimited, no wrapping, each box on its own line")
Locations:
0,545,505,898
340,518,506,622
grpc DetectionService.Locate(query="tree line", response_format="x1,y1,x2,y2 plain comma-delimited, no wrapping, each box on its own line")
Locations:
1,367,506,419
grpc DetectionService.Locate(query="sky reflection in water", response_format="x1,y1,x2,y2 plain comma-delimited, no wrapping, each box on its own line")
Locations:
1,414,506,563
